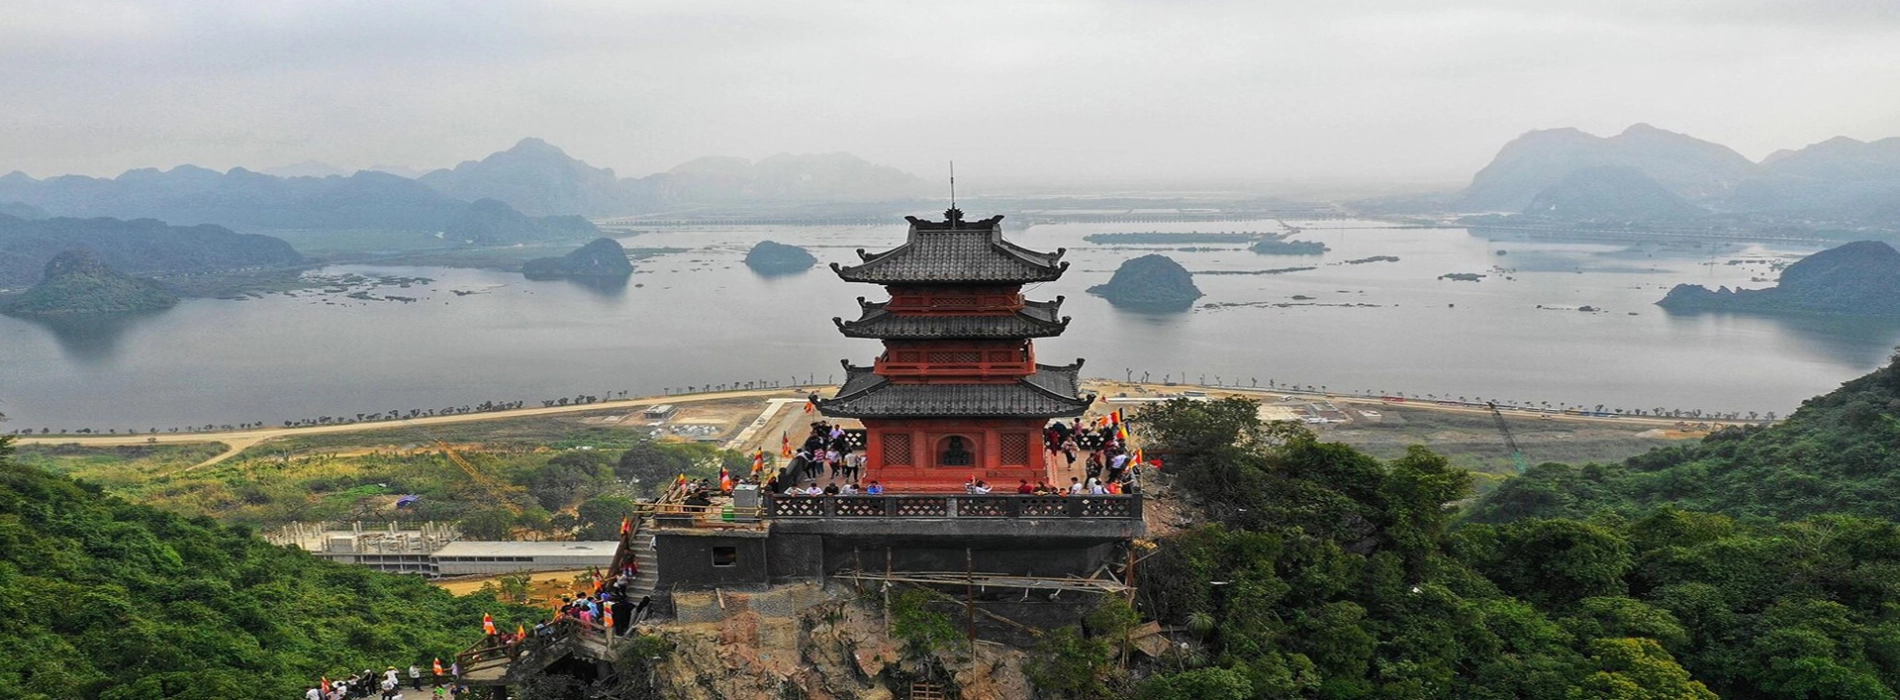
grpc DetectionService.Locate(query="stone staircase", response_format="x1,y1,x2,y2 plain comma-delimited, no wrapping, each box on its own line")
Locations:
627,528,659,600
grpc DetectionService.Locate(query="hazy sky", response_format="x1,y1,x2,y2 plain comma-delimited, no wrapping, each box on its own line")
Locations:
5,0,1899,186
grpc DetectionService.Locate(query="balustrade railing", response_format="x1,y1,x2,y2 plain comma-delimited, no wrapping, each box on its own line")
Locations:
763,494,1142,520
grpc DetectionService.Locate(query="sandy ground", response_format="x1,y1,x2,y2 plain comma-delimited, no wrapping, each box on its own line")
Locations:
432,570,594,607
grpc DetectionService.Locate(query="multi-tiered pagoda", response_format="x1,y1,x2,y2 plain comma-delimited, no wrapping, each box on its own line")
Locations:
816,209,1095,491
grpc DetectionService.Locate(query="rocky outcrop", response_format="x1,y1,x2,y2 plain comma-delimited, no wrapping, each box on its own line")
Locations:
636,587,1033,700
1088,254,1204,311
2,249,177,316
520,237,634,279
742,240,818,274
1658,240,1900,315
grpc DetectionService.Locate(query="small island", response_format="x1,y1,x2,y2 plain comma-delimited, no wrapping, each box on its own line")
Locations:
520,238,634,280
1,249,178,317
743,240,818,275
1250,238,1330,255
1439,272,1486,282
1658,240,1900,316
1087,254,1204,311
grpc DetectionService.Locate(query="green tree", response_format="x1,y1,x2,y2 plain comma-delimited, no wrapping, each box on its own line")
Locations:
1480,519,1631,608
1137,667,1252,700
575,495,640,540
458,507,516,540
1569,638,1717,700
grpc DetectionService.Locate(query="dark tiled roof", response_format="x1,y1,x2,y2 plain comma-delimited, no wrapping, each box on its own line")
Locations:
832,213,1067,284
816,362,1093,419
833,297,1069,339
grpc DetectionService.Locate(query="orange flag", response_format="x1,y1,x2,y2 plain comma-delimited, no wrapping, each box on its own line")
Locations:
803,400,815,414
482,613,496,635
516,624,525,638
604,609,615,630
619,517,631,537
780,432,793,458
321,677,331,693
433,658,444,676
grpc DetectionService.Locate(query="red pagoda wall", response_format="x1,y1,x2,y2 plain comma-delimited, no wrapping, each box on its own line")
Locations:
860,418,1049,491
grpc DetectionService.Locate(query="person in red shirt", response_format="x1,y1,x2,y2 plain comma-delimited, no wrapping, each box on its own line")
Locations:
1016,479,1034,494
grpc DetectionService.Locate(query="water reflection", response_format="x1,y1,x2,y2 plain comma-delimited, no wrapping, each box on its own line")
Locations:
560,275,629,297
1660,309,1900,367
24,309,167,364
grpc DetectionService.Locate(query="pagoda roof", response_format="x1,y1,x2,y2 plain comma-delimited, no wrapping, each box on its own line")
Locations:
831,209,1068,285
833,296,1070,339
815,361,1094,419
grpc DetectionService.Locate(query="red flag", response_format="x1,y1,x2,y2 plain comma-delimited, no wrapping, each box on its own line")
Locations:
322,677,331,693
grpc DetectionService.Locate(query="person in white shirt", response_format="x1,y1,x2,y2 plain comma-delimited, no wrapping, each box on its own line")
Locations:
971,480,992,494
306,687,322,700
1087,478,1107,495
1068,477,1084,494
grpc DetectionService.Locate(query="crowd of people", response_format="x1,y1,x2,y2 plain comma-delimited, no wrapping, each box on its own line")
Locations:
757,416,1147,497
304,664,464,700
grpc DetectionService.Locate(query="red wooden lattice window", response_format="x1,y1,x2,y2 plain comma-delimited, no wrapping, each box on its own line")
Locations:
883,433,913,466
1000,433,1030,465
927,351,983,364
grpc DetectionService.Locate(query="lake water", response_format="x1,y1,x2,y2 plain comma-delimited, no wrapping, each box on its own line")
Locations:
3,220,1893,431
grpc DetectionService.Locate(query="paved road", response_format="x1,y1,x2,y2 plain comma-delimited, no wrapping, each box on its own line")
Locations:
12,381,1741,470
14,388,812,468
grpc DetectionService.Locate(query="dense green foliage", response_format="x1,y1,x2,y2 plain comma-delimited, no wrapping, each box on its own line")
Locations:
1471,352,1900,522
0,437,531,699
2,249,178,316
1125,397,1732,699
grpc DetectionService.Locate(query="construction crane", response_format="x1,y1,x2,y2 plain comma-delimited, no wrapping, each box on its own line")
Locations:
1487,403,1529,473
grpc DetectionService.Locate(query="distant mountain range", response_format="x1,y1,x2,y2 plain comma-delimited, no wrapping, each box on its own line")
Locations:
1457,124,1900,228
0,213,304,288
0,140,929,233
